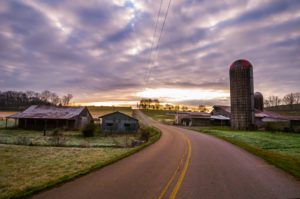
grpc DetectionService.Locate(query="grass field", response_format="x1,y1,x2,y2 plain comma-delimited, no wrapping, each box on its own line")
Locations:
0,145,131,199
0,128,161,199
0,120,15,128
0,112,19,118
0,129,136,148
140,109,175,124
192,128,300,179
0,112,19,128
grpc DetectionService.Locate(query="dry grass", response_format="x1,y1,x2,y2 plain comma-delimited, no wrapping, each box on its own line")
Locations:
140,109,175,124
0,144,131,199
0,112,19,118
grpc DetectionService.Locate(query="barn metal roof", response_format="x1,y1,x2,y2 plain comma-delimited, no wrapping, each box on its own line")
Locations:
255,110,300,121
99,111,138,121
212,106,300,121
211,115,230,120
176,111,211,116
7,105,86,119
213,105,231,113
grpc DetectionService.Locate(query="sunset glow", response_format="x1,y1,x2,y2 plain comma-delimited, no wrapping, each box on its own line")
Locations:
76,101,137,107
135,88,229,102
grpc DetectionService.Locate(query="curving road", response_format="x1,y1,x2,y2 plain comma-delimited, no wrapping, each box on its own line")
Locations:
33,110,300,199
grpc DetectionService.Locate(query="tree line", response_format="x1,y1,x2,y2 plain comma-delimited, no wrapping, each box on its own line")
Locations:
264,92,300,109
0,90,73,110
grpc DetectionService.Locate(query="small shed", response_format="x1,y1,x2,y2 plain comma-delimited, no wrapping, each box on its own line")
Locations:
99,112,139,133
7,105,93,130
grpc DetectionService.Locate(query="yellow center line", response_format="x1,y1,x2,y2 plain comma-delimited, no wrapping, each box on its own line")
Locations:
169,133,192,199
158,139,188,199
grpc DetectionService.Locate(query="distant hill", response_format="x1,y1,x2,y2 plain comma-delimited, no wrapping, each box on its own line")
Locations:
265,104,300,116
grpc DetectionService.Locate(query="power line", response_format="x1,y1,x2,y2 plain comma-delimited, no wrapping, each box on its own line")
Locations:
145,0,172,84
144,0,164,83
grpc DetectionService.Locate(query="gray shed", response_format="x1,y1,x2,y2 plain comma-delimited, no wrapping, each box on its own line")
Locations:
100,112,139,133
7,105,93,130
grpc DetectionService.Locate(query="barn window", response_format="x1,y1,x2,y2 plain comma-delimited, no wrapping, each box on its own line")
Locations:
124,123,130,127
106,123,113,126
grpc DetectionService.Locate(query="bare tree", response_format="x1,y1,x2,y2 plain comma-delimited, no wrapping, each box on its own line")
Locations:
50,93,60,105
294,92,300,104
264,99,270,108
267,96,281,108
282,93,295,109
61,94,73,105
26,90,35,100
274,96,281,108
41,90,51,102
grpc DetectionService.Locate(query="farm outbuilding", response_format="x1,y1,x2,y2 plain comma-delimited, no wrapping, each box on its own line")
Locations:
211,105,231,118
7,105,93,130
175,112,211,126
100,112,139,133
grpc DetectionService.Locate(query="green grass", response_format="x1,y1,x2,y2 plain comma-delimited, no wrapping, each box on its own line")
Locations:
140,109,175,124
0,129,136,148
192,128,300,179
0,127,161,199
0,120,15,128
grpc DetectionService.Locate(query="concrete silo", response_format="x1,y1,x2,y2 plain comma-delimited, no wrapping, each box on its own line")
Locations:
254,92,264,111
230,59,254,130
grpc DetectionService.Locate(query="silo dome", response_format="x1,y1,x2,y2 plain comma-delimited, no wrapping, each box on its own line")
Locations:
230,59,252,70
254,92,263,98
254,92,264,111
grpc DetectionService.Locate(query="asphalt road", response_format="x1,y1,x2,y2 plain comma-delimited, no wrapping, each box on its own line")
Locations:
33,111,300,199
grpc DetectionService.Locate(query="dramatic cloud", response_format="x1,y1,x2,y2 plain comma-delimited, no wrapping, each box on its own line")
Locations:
0,0,299,106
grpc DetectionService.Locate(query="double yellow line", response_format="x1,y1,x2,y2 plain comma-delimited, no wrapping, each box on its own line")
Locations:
158,132,192,199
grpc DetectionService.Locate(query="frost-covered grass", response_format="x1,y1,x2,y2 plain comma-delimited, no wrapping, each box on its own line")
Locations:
0,129,136,148
0,126,161,199
200,129,300,156
0,120,15,128
0,144,131,199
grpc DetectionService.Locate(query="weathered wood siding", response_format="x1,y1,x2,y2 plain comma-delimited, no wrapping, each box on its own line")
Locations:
75,108,93,128
101,112,139,133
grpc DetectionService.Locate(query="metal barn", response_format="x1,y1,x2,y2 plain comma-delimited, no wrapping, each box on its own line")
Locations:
100,112,139,133
7,105,93,130
211,105,231,118
175,112,211,126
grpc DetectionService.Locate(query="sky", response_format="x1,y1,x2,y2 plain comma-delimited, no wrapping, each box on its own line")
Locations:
0,0,299,106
